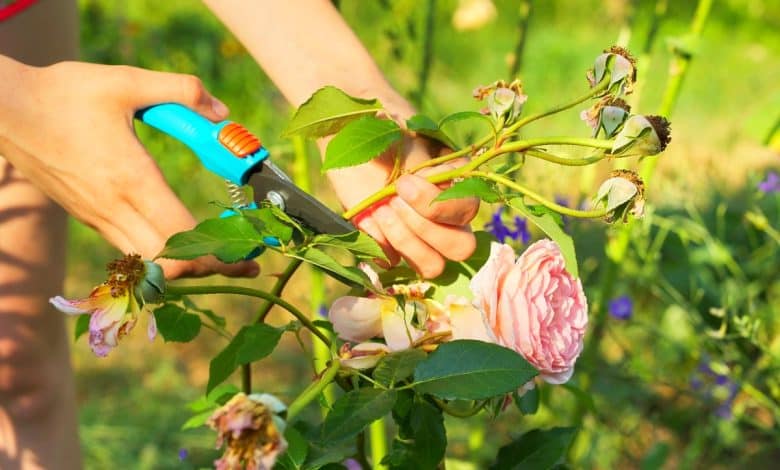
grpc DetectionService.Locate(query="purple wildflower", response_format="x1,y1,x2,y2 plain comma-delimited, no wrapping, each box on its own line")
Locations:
317,304,328,318
178,448,188,461
690,358,740,420
343,458,363,470
608,295,633,320
758,171,780,193
485,207,532,244
512,216,531,244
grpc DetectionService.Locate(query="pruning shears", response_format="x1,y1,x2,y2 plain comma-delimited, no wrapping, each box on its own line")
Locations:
134,103,355,246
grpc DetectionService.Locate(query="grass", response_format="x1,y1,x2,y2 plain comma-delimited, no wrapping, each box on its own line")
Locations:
65,0,780,468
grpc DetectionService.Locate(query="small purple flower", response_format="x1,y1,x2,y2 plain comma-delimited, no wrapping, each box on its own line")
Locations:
485,207,515,243
758,171,780,193
690,358,740,420
317,304,328,318
343,458,363,470
608,295,633,320
512,216,531,244
485,207,532,244
178,448,188,461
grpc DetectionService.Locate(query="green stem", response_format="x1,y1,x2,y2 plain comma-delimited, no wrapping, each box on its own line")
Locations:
433,398,487,418
369,418,389,470
287,360,341,422
166,284,330,347
627,0,668,109
640,0,712,181
469,171,609,218
525,148,613,166
408,79,611,174
508,0,533,78
343,137,613,220
255,259,303,323
413,0,436,107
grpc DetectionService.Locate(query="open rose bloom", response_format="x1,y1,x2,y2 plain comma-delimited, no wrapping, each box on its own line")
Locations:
50,254,163,357
471,240,588,384
330,241,588,385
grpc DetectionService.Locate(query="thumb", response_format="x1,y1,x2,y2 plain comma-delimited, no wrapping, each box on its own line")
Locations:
122,67,229,122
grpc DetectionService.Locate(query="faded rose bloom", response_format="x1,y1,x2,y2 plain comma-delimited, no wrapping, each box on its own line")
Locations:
329,265,488,356
580,96,631,137
594,169,646,222
473,79,527,124
470,241,588,384
50,254,162,357
208,393,288,470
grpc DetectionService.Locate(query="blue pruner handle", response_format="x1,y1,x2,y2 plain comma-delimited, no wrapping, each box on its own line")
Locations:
134,103,269,185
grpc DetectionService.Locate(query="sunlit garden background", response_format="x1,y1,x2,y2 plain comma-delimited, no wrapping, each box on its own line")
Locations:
65,0,779,468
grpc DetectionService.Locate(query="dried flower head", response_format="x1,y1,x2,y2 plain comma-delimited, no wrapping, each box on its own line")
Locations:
208,393,288,470
587,46,637,96
580,96,631,137
594,169,646,222
473,79,527,124
611,115,672,156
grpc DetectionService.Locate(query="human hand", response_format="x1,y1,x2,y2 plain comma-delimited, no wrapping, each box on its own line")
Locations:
325,135,480,279
0,59,258,279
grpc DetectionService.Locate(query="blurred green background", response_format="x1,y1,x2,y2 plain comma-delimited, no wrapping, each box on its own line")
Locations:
67,0,779,468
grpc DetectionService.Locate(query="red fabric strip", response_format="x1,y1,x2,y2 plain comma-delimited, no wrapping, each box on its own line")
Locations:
0,0,38,22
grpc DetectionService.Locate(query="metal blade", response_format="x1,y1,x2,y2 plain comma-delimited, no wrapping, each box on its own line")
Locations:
247,161,355,235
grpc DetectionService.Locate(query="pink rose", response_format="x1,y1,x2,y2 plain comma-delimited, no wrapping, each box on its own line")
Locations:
470,240,588,384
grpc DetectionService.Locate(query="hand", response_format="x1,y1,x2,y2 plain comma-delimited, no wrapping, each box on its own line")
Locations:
326,135,480,279
0,59,258,280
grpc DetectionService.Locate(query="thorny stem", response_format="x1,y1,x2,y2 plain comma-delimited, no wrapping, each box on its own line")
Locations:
165,284,331,347
408,78,611,174
343,137,613,220
508,0,533,78
286,359,341,422
412,0,436,108
469,171,610,219
255,259,303,323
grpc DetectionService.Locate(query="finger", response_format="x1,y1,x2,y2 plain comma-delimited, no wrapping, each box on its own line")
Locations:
372,204,445,279
389,197,476,261
395,173,479,226
122,67,229,121
355,212,401,268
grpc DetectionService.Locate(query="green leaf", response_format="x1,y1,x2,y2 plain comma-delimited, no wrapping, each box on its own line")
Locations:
373,349,427,388
153,304,202,342
289,247,368,287
490,427,577,470
439,110,495,132
277,426,309,470
158,216,263,263
515,386,540,415
434,177,502,203
180,409,213,430
182,297,226,328
311,231,387,261
320,388,397,443
323,117,402,171
74,313,90,341
509,198,579,278
384,400,447,470
283,86,382,138
244,207,295,244
207,324,283,393
413,340,537,400
406,114,458,149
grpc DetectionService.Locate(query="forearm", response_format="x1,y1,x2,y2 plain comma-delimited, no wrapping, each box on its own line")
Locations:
202,0,415,118
0,54,34,140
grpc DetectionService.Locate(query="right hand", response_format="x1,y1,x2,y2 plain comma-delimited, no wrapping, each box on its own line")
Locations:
0,60,258,279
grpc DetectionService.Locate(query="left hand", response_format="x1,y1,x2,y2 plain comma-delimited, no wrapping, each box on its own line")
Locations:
325,135,480,279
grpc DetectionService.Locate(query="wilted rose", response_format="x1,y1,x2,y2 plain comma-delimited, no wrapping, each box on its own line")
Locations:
470,241,588,384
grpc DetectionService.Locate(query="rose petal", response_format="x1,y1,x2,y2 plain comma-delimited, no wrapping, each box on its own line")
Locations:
329,296,384,342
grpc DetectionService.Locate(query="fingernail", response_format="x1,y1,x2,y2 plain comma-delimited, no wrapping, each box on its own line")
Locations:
246,263,260,277
211,98,229,118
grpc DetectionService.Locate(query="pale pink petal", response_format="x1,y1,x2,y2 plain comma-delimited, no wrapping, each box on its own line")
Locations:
49,296,91,315
329,296,383,342
147,313,157,341
358,262,384,292
444,295,494,342
381,306,424,352
340,342,391,370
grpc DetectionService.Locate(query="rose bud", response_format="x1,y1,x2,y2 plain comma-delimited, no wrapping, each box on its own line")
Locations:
586,46,637,96
594,169,645,222
611,114,671,157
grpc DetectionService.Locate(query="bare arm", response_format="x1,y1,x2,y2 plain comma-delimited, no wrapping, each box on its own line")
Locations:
204,0,479,278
